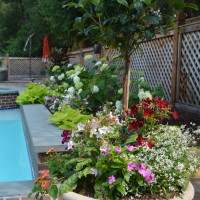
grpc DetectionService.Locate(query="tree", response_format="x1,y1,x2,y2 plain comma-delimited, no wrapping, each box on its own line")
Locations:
66,0,198,113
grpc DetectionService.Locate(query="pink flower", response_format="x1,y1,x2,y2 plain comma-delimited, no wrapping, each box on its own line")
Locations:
41,180,50,189
127,162,136,171
115,147,122,152
138,169,155,183
108,176,116,184
133,162,145,171
102,153,111,157
106,147,111,152
126,145,137,151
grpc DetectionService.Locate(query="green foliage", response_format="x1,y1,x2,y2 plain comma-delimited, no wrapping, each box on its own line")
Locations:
48,104,92,130
16,82,58,104
66,0,197,55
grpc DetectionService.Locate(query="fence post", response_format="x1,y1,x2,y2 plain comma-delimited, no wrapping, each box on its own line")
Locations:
170,13,186,106
6,53,10,80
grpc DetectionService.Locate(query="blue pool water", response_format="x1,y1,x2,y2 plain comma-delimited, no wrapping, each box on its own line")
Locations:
0,109,33,182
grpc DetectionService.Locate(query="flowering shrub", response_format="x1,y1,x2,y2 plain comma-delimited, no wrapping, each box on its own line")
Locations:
30,97,199,200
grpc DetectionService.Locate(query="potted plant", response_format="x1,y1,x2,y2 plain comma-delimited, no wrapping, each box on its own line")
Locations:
29,96,199,200
0,59,8,81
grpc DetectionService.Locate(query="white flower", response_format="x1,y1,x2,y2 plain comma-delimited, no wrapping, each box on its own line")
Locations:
90,128,98,138
138,89,152,100
84,54,94,60
58,73,65,81
50,76,55,81
99,126,114,135
100,142,108,152
67,140,74,150
68,86,75,95
78,89,82,94
70,71,81,79
77,123,85,131
95,61,102,66
73,76,80,84
91,85,99,93
118,88,123,94
115,100,122,110
75,82,83,90
67,63,72,68
100,63,108,71
90,168,98,177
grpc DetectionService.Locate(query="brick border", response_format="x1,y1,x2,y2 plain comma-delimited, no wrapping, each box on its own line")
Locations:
0,93,19,109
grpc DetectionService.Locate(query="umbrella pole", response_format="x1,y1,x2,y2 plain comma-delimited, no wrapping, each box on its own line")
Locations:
29,37,32,78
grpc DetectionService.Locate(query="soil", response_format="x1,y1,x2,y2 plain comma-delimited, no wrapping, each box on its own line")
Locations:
163,108,200,146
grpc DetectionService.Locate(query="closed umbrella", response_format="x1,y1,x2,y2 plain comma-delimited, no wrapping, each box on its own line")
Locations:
42,35,50,63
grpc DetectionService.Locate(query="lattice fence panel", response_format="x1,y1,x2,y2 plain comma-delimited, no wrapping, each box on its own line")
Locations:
130,36,174,101
9,58,47,77
178,31,200,106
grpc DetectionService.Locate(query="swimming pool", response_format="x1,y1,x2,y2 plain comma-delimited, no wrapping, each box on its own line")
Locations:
0,108,33,182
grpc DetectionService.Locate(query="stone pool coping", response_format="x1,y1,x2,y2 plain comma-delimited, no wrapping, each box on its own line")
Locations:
0,86,66,198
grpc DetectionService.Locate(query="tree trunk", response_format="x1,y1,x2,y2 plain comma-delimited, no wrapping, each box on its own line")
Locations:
122,50,131,113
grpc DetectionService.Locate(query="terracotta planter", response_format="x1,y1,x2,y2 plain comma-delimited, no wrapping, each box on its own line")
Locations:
61,182,194,200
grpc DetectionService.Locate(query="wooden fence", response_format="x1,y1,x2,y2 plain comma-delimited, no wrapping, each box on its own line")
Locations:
69,17,200,111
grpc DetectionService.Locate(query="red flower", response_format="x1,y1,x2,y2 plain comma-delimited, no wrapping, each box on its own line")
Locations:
173,110,178,119
142,98,151,107
156,99,168,109
128,119,144,130
143,108,154,117
130,105,139,117
136,134,154,148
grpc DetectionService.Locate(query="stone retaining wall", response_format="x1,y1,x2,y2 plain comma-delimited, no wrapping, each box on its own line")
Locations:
0,93,19,109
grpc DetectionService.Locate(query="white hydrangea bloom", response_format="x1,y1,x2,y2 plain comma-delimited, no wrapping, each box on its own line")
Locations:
73,75,80,84
95,61,102,66
67,63,72,68
138,89,152,100
50,76,55,81
100,63,108,71
68,86,75,95
84,54,93,60
58,73,65,81
91,85,99,93
115,100,122,110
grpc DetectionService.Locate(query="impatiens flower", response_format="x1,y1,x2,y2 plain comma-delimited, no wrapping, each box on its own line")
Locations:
84,54,94,60
138,169,155,183
115,147,122,152
127,162,135,171
68,86,75,95
126,145,136,151
41,180,50,189
73,75,80,84
108,176,116,184
90,168,98,177
91,85,99,93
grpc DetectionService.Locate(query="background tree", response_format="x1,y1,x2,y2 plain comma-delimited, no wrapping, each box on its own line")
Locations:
66,0,198,112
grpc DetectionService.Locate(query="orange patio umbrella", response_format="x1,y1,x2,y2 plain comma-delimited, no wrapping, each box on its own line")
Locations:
42,35,51,62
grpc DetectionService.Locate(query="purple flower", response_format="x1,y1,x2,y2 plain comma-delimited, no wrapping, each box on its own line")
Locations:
115,147,122,152
127,162,136,171
108,176,116,184
138,169,155,183
90,168,98,177
83,98,89,104
61,130,70,137
106,147,111,152
126,145,137,151
133,162,145,171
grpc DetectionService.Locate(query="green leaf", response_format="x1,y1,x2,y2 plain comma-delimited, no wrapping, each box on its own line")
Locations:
185,3,198,10
65,2,83,8
111,164,122,168
125,134,138,144
91,0,100,6
137,176,144,186
117,0,128,7
117,185,125,194
75,158,92,171
47,185,58,199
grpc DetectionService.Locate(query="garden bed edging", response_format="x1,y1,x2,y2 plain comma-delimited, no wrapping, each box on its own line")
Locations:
61,182,194,200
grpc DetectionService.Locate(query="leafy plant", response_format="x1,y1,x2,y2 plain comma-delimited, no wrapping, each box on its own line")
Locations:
48,104,93,130
16,82,58,104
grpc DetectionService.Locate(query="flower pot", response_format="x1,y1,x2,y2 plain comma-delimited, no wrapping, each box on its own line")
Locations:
0,70,8,81
61,182,194,200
